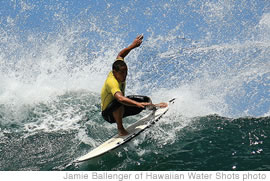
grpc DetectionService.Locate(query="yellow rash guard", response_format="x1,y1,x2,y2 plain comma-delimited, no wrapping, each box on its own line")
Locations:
101,58,125,111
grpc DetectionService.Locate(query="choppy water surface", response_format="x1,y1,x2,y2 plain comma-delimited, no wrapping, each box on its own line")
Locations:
0,0,269,171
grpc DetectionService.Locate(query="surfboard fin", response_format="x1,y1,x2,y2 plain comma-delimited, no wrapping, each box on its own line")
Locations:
169,98,176,104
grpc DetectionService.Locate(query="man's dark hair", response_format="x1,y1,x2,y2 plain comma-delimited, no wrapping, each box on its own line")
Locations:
112,60,127,71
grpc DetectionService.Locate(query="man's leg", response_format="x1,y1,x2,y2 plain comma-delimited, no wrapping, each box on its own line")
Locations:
113,105,129,136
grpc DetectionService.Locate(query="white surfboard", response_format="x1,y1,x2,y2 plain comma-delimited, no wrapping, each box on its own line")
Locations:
75,98,175,163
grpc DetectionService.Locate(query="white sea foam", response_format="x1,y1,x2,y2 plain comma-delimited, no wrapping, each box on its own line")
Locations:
0,1,269,140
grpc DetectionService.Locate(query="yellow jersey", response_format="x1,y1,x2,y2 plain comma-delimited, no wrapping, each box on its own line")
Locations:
101,58,126,111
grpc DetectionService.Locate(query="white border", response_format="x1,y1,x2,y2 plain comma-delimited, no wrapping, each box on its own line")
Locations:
1,171,270,181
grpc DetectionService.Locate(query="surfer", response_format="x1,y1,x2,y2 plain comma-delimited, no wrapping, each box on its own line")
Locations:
101,34,167,136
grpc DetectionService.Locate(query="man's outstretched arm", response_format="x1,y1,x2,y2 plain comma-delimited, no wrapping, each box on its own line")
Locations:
114,92,168,109
116,34,143,60
114,92,150,108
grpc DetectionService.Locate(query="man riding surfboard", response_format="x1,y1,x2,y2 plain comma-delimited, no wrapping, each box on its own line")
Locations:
101,34,167,136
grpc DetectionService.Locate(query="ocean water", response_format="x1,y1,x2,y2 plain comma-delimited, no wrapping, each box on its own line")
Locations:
0,0,270,171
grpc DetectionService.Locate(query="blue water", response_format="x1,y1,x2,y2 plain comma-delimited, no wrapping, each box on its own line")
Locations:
0,0,269,171
0,92,269,171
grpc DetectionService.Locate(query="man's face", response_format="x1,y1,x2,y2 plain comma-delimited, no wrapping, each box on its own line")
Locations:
113,65,128,82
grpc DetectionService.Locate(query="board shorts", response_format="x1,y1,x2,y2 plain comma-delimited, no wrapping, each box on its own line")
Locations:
101,95,151,124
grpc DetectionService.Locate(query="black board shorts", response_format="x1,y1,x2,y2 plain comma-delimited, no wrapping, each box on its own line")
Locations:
102,95,151,124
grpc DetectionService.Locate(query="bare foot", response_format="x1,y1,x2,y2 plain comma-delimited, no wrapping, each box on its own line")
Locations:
155,102,168,108
118,129,129,136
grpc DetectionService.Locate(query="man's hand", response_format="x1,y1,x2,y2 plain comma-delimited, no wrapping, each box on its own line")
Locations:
131,34,144,48
136,102,151,108
117,34,144,60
